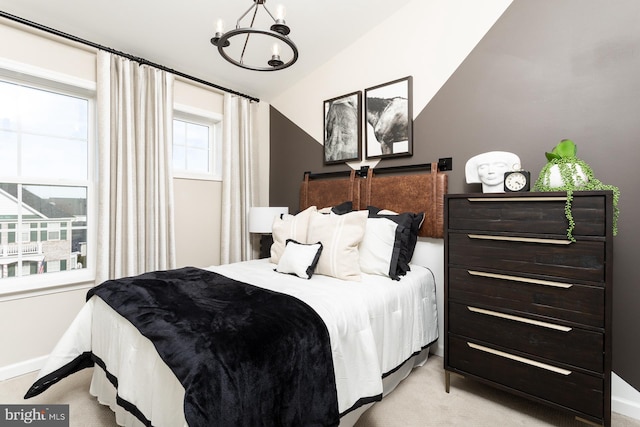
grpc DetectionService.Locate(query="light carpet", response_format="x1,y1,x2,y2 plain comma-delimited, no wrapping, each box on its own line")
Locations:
1,355,638,426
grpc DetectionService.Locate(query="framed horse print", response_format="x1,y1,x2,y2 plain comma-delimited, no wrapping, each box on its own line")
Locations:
323,91,362,165
364,76,413,160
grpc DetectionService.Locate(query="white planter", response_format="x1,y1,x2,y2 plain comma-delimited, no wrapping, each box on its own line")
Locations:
547,164,589,188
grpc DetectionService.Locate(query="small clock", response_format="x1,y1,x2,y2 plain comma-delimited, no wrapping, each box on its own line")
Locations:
504,170,531,192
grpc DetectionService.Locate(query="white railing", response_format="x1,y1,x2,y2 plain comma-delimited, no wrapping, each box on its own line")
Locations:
0,243,43,257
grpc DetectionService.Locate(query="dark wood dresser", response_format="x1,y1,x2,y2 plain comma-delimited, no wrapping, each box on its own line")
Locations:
444,191,613,426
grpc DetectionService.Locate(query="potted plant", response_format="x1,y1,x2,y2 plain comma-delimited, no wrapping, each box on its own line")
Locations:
533,139,620,241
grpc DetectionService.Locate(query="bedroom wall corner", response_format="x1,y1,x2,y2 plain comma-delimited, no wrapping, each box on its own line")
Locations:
613,373,640,421
255,100,271,207
0,287,89,377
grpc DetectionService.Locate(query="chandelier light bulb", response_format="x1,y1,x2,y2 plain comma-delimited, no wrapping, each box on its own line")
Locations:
211,18,230,47
268,42,284,67
215,19,225,34
270,3,290,35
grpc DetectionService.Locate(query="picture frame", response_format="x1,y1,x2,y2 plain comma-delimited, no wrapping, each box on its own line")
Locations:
323,91,362,164
364,76,413,160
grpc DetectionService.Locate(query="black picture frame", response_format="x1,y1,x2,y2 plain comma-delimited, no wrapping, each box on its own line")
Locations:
364,76,413,160
323,91,362,165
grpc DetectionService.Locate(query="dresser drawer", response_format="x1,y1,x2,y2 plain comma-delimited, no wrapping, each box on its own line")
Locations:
448,302,603,372
447,335,603,419
448,267,604,328
448,233,605,283
446,195,606,236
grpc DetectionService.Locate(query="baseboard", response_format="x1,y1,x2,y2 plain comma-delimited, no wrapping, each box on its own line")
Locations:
0,356,46,381
612,372,640,421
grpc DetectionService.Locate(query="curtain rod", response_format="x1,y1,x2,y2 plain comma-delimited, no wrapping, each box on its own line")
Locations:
0,11,260,103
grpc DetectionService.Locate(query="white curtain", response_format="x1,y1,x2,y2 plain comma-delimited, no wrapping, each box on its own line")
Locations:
96,51,176,284
221,93,258,264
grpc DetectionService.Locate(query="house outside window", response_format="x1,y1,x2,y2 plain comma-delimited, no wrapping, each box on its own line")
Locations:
0,76,93,291
172,106,222,181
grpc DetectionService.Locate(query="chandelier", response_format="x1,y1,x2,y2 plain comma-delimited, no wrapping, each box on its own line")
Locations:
211,0,298,72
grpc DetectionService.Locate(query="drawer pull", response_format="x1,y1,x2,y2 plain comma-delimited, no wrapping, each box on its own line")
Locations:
467,342,572,375
467,197,567,202
467,306,572,332
468,270,574,289
468,234,571,245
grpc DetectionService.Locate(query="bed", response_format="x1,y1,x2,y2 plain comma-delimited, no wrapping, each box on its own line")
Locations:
25,163,448,427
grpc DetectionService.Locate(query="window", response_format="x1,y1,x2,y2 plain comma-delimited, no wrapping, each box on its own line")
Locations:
172,107,222,180
47,223,61,241
0,77,93,291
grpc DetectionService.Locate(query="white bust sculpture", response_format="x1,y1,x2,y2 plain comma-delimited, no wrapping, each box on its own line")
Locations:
465,151,521,193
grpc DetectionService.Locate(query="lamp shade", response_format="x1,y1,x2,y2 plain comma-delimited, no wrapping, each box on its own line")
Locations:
249,207,289,234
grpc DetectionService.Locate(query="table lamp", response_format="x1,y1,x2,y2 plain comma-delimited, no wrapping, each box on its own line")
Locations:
249,206,289,258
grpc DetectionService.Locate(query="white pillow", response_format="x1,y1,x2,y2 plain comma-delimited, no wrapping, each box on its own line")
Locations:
307,210,368,281
270,206,317,264
359,217,401,279
275,239,323,279
369,207,425,277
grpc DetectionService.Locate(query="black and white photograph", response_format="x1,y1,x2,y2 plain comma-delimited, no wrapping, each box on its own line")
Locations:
323,91,362,164
365,76,413,159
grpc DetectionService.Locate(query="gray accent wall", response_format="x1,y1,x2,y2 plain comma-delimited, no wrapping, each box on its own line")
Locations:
269,106,345,211
270,0,640,390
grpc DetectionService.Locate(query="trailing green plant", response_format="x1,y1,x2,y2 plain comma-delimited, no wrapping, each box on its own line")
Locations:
533,139,620,242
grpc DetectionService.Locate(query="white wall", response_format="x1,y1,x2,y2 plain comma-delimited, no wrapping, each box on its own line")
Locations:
0,289,88,377
0,20,95,84
173,178,223,269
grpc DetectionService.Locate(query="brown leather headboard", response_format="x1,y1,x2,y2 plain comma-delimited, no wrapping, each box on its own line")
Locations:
300,162,448,238
299,170,360,211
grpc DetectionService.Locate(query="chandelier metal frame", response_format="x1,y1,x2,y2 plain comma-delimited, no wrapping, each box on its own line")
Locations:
211,0,298,72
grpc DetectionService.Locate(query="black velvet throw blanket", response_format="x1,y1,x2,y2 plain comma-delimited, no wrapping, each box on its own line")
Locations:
66,267,340,426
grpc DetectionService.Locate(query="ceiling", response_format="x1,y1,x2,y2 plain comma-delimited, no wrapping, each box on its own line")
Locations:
0,0,414,102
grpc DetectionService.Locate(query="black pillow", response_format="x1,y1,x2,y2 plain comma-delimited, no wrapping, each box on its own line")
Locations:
406,212,425,261
331,201,353,215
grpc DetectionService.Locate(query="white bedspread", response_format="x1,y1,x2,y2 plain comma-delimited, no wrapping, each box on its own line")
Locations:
32,259,438,426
